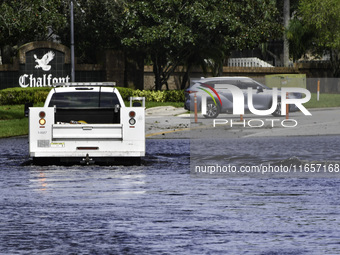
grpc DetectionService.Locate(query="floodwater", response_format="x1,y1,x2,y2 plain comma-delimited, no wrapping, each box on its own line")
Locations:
1,136,340,254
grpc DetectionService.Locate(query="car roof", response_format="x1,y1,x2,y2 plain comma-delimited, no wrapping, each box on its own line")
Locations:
197,76,251,81
190,76,270,89
194,76,251,82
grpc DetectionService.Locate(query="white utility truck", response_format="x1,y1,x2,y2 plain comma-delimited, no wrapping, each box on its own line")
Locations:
29,82,145,164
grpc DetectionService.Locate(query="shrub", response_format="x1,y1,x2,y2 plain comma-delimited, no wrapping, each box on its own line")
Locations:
130,89,185,102
0,87,52,105
163,90,185,102
132,90,165,102
116,87,134,101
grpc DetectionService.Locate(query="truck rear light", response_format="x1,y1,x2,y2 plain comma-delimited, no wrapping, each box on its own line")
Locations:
129,118,136,125
39,111,46,118
39,111,46,125
129,111,136,118
39,118,46,125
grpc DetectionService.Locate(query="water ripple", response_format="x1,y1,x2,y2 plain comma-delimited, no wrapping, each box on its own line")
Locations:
0,137,340,254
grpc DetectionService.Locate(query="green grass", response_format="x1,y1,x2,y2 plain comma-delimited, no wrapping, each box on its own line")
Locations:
304,93,340,108
0,105,29,138
0,105,26,120
0,119,29,138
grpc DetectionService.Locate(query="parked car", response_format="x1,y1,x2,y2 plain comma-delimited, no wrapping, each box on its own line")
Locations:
184,77,301,118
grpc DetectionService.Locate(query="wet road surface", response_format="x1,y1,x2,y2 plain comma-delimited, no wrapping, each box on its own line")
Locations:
1,136,340,254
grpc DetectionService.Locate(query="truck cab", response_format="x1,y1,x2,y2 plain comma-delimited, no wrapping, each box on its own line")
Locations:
29,82,145,164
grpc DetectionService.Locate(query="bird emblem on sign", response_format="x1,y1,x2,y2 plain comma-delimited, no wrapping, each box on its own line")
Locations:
34,51,55,71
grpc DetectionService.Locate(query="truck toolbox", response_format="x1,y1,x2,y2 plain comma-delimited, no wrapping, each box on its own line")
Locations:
52,124,123,139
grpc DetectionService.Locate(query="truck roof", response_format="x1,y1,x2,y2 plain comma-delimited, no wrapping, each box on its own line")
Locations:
51,82,117,93
51,86,116,93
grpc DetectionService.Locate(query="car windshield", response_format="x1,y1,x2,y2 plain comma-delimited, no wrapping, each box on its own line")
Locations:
239,79,269,89
192,78,270,90
48,92,120,108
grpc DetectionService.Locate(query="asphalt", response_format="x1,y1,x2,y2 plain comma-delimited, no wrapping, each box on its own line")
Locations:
145,106,340,139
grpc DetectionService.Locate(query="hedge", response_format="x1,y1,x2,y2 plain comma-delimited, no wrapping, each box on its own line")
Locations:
132,89,185,102
0,87,185,105
0,87,52,105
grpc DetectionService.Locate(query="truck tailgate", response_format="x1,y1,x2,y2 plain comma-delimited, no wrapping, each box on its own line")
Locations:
52,124,123,139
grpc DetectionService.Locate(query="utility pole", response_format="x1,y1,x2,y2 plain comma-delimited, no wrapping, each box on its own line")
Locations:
70,0,75,82
283,0,290,67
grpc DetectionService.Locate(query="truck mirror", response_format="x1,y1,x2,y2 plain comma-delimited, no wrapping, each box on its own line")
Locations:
114,104,120,113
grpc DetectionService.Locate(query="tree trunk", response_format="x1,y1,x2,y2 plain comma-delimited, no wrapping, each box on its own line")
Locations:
283,0,290,67
181,66,190,90
330,50,340,78
152,55,163,90
1,45,12,64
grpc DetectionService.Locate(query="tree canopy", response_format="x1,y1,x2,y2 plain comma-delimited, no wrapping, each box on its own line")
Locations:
119,0,281,89
0,0,66,50
288,0,340,76
1,0,283,88
58,0,124,63
299,0,340,51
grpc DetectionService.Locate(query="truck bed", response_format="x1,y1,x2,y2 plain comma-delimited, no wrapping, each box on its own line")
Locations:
55,107,120,124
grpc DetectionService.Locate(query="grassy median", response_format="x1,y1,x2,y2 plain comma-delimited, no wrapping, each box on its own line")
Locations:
304,93,340,108
0,94,339,138
0,105,29,138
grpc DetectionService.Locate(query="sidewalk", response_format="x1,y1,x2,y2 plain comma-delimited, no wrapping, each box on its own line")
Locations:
145,106,340,139
146,106,190,138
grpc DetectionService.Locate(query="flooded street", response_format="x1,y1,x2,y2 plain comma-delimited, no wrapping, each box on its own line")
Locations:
1,136,340,254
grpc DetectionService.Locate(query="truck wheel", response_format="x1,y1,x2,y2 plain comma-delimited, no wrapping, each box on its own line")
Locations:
204,102,220,118
33,157,59,165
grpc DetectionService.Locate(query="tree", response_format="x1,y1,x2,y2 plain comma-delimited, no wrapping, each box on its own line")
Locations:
0,0,283,89
286,18,315,61
119,0,281,90
57,0,124,64
0,0,66,63
0,0,124,64
301,0,340,77
283,0,290,67
259,0,300,67
289,0,340,77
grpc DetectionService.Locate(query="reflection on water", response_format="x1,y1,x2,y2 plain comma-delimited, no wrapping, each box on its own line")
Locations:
38,172,47,191
0,137,340,254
